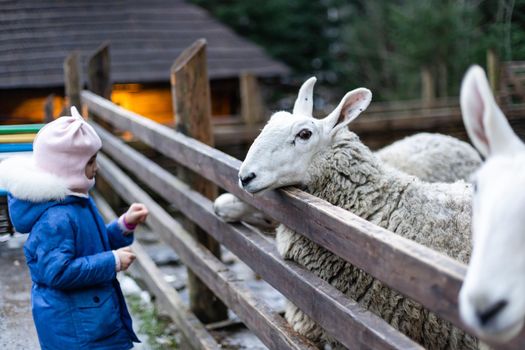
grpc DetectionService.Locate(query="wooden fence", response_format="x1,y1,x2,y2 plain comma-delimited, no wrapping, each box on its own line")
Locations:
500,61,525,104
77,40,525,349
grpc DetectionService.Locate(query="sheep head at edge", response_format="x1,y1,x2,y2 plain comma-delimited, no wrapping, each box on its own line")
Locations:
238,77,372,194
459,65,525,342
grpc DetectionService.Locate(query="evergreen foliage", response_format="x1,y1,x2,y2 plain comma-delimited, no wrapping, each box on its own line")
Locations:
192,0,525,100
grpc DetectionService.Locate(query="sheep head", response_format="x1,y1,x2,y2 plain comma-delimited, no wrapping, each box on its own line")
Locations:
238,77,371,194
459,65,525,342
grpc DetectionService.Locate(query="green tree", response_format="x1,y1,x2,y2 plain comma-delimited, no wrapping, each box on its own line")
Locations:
478,0,525,60
388,0,479,98
191,0,342,76
193,0,525,101
335,0,481,100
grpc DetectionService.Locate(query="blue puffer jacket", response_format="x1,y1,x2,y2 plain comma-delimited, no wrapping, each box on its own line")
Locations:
1,155,141,350
9,193,140,350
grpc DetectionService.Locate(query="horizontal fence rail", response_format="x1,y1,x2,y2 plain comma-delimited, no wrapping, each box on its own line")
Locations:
83,90,525,349
82,91,466,323
93,122,421,350
92,192,221,350
96,153,318,350
129,243,221,350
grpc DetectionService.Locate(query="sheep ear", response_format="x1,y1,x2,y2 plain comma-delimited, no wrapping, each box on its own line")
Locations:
292,77,317,117
460,65,523,157
324,88,372,136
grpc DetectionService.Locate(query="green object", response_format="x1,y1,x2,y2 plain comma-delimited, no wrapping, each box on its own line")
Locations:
0,124,44,135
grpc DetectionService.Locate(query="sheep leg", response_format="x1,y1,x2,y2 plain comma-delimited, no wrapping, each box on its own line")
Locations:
285,301,327,348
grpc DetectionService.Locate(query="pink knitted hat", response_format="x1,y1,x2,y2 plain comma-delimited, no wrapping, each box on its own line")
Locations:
33,107,102,193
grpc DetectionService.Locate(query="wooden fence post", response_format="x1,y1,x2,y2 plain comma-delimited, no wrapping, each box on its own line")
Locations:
87,42,112,130
421,66,435,108
44,94,55,123
240,72,265,125
171,39,228,323
487,48,500,95
87,42,111,99
64,51,81,110
86,42,115,131
86,42,122,210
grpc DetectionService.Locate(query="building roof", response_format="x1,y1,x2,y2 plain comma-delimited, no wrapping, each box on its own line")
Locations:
0,0,290,89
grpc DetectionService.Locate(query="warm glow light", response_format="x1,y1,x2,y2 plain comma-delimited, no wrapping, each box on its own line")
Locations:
113,83,142,92
111,86,175,126
121,131,134,142
10,96,65,123
3,82,231,126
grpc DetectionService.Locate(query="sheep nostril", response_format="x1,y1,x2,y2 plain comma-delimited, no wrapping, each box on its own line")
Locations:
240,173,256,187
477,300,508,326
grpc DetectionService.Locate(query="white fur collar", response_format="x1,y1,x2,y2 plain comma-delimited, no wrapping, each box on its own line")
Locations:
0,157,69,202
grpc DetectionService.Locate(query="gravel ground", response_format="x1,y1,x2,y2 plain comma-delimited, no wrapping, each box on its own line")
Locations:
0,233,40,350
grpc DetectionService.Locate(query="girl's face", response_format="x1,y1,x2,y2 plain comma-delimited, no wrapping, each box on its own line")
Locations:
85,153,98,179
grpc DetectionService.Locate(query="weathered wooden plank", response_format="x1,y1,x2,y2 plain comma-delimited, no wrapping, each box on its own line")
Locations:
87,42,111,99
421,66,436,107
171,38,214,146
506,67,525,100
63,51,81,110
83,91,525,348
92,192,221,350
240,72,265,125
170,39,227,323
95,153,318,350
44,94,54,123
86,42,125,210
93,123,422,350
82,91,464,321
214,123,263,146
130,243,222,350
349,103,525,134
365,97,459,114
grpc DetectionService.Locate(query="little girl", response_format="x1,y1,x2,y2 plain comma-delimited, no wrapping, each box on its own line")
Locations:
0,107,148,349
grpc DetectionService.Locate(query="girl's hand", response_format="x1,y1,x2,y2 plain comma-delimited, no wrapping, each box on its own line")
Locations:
115,247,136,271
125,203,149,226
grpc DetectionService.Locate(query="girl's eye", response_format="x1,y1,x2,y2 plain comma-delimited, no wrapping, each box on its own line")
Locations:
297,129,312,140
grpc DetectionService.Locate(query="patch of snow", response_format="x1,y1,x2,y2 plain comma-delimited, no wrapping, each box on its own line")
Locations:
119,274,143,296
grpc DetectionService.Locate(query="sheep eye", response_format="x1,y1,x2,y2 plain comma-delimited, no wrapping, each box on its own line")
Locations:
297,129,312,140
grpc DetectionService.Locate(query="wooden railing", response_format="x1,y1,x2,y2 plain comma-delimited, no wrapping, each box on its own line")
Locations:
351,99,525,149
500,61,525,103
85,92,419,350
93,192,221,350
74,40,525,349
82,87,525,349
94,151,315,349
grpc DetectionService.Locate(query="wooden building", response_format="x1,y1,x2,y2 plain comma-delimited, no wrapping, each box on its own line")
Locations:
0,0,289,125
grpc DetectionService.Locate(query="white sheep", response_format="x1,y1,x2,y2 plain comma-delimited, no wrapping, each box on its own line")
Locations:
237,77,477,349
215,103,481,228
459,66,525,343
376,132,481,183
215,133,481,227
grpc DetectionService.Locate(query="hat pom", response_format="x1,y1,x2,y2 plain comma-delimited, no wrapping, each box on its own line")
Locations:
70,106,84,121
